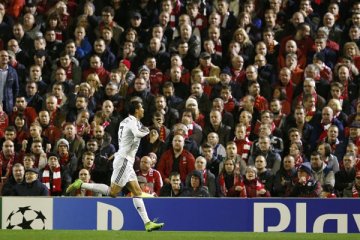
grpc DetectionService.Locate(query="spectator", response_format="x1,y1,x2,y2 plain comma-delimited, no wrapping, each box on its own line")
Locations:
1,163,24,196
185,156,216,197
85,140,112,186
249,136,281,175
181,109,203,145
255,155,274,194
10,95,37,127
23,153,36,171
233,123,252,164
243,166,271,198
38,110,62,146
0,50,19,114
24,81,44,114
335,153,357,197
13,168,48,196
308,151,335,195
317,142,340,174
0,140,21,181
159,172,184,197
55,138,78,183
290,164,322,197
203,110,231,146
343,171,360,197
202,132,226,161
217,159,246,198
62,122,85,161
136,156,163,196
157,134,195,184
181,170,210,197
45,95,66,129
273,155,297,197
153,95,179,129
289,141,306,169
73,25,92,60
219,141,247,176
41,153,68,196
70,168,101,197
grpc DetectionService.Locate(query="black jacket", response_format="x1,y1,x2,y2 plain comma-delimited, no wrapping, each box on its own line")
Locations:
1,176,24,196
13,179,49,196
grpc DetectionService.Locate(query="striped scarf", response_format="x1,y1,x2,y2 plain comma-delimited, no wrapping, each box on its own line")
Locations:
42,165,62,194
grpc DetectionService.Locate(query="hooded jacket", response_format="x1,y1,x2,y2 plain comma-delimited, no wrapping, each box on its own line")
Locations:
181,170,210,197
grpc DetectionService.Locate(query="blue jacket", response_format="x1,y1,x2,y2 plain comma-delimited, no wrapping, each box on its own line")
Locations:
3,65,19,114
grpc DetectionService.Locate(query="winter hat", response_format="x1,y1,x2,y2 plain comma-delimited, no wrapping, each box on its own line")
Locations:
298,163,312,175
220,67,232,76
120,59,131,70
56,138,69,149
314,52,325,63
138,65,150,75
185,97,198,107
47,152,58,159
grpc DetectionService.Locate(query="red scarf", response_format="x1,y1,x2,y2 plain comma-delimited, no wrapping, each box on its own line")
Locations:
0,152,15,179
42,165,62,194
159,126,167,142
0,111,8,138
99,21,115,33
59,153,70,166
64,63,73,80
294,155,304,169
318,120,332,142
218,173,245,197
352,185,360,198
254,96,268,112
201,170,208,185
305,108,316,122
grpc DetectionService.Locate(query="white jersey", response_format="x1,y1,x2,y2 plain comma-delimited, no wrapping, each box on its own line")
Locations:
116,115,149,163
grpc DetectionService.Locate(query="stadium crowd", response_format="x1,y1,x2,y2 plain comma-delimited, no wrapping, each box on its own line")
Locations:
0,0,359,198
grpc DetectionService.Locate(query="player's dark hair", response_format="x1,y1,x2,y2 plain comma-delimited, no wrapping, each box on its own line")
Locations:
128,101,142,115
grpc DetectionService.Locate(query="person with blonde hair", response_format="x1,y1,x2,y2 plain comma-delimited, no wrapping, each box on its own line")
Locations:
233,27,254,62
343,42,360,71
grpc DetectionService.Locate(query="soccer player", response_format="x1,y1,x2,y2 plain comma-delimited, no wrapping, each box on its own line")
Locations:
66,101,164,232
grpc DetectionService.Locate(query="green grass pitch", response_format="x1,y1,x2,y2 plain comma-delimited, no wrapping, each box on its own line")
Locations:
0,230,358,240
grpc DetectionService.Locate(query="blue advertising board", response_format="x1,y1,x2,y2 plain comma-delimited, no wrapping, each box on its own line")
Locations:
53,198,360,233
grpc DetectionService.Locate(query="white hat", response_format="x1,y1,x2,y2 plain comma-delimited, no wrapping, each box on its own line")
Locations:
185,97,198,107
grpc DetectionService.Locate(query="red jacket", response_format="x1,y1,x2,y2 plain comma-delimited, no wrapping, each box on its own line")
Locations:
136,168,163,196
157,148,195,183
10,107,37,126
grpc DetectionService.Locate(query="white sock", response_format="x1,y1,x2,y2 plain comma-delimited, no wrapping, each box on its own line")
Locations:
133,197,150,224
81,183,110,196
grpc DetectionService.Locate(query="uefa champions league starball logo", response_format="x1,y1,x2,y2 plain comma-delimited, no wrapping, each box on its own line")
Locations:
6,206,47,230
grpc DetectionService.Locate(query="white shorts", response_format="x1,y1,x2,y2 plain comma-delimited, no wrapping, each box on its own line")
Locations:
111,156,137,187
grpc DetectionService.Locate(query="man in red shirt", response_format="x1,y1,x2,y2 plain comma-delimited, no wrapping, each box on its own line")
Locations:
157,134,195,184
